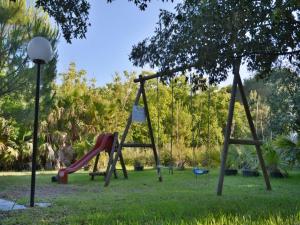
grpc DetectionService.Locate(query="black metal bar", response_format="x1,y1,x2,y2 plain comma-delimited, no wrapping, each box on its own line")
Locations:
30,63,41,207
229,139,263,145
122,143,153,148
236,74,271,191
217,60,239,196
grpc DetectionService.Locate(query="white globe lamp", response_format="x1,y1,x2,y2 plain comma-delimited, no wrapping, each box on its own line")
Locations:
27,36,53,64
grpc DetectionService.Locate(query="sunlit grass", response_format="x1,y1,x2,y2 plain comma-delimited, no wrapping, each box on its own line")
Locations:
0,169,300,225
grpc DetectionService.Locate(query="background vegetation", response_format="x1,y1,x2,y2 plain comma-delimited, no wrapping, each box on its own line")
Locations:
0,1,299,176
1,61,299,174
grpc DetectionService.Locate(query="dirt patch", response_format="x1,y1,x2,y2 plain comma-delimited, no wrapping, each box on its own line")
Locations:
0,184,85,201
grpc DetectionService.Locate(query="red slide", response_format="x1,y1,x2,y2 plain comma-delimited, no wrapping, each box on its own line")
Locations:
57,133,114,184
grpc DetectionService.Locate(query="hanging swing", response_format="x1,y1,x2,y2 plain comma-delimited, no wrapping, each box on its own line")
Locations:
169,76,175,174
191,74,211,177
156,77,174,174
156,76,175,174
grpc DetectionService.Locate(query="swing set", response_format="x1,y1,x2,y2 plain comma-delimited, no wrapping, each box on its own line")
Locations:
104,66,271,196
104,71,211,186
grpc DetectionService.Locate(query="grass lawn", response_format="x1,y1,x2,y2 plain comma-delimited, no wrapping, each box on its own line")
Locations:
0,168,300,225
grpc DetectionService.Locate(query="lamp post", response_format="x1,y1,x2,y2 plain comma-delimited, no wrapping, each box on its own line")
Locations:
27,37,53,207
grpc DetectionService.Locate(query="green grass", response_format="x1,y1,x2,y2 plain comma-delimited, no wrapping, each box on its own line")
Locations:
0,169,300,225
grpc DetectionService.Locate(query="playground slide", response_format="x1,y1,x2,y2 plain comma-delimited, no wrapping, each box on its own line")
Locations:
57,133,114,183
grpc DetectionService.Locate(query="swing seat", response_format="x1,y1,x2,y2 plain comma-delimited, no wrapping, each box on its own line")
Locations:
193,167,209,175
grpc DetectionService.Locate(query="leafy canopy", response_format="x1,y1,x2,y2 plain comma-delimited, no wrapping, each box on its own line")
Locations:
0,0,58,97
130,0,300,86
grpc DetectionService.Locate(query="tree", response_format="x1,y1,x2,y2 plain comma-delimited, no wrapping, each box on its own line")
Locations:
0,1,58,170
274,134,300,168
248,90,270,140
130,0,300,86
266,69,300,135
0,0,58,97
128,0,300,194
242,69,300,136
33,0,173,43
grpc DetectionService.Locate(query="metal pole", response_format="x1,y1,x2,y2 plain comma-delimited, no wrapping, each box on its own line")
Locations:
30,62,41,207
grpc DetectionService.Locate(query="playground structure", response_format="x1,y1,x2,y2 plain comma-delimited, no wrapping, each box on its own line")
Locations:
105,72,212,185
127,68,271,194
104,74,163,186
57,132,127,184
55,67,271,194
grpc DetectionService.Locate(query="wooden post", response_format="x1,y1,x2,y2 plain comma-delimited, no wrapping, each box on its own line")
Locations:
140,78,162,181
91,153,100,181
217,60,271,196
105,76,163,186
217,61,239,196
104,87,142,187
105,133,118,177
103,132,120,180
236,75,271,191
118,150,127,178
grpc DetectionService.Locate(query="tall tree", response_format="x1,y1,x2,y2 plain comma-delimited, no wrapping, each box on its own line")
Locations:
242,69,300,136
128,0,299,194
0,0,58,97
266,69,300,135
130,0,300,86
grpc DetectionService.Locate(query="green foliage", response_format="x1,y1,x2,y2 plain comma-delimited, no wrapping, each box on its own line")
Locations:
130,0,300,86
265,69,300,134
0,62,253,170
262,141,289,175
0,117,20,170
274,134,300,167
226,145,241,169
239,146,259,170
0,0,58,97
73,139,93,159
0,0,58,170
241,68,300,139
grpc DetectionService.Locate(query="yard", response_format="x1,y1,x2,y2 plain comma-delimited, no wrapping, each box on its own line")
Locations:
0,169,300,225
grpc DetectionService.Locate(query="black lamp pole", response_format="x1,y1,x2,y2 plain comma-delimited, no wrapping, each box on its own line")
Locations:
30,60,43,207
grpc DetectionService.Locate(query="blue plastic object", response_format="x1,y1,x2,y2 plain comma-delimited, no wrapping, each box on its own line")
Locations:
193,168,209,175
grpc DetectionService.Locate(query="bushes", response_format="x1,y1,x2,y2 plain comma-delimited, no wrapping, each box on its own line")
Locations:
0,117,32,170
118,144,221,169
262,141,288,177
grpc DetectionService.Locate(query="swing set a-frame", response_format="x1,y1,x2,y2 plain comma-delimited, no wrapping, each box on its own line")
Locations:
104,74,163,187
105,67,271,196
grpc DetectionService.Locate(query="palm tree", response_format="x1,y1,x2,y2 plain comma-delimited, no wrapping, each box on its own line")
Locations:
274,134,300,168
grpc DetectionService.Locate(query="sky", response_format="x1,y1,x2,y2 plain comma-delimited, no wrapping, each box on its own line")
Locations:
56,0,250,87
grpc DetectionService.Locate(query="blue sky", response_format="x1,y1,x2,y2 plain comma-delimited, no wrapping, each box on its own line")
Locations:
56,0,250,87
56,0,179,86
